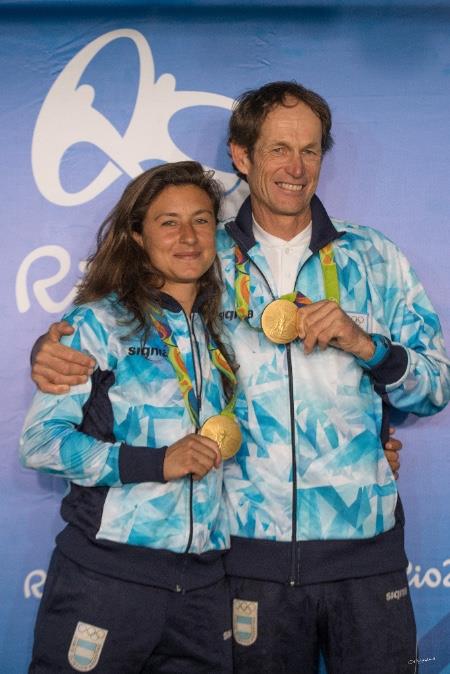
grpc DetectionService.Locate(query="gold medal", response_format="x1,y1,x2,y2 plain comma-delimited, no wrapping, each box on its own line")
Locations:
261,299,299,344
201,414,242,460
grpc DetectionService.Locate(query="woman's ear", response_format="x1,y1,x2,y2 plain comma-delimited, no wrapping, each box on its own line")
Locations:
131,231,143,248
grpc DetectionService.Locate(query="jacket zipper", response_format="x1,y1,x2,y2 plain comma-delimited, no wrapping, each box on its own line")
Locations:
182,309,202,556
238,252,299,585
174,311,202,592
286,343,298,586
286,253,319,586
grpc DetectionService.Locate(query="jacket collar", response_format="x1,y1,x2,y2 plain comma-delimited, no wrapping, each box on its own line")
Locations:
225,194,343,254
157,287,213,314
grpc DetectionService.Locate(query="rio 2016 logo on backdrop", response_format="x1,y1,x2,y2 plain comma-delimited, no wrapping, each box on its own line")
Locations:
16,28,248,316
32,28,241,206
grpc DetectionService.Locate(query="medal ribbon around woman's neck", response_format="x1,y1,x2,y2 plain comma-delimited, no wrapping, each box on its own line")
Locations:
149,307,241,458
234,242,340,343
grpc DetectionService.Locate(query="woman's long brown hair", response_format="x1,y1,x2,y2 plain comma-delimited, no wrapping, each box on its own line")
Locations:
75,161,236,398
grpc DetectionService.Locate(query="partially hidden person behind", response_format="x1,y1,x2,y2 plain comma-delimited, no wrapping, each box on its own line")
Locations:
20,161,239,674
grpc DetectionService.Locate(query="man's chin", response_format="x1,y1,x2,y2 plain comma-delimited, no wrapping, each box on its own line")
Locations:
269,201,311,218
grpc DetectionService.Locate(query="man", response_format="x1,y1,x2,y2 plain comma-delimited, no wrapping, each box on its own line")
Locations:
31,82,449,673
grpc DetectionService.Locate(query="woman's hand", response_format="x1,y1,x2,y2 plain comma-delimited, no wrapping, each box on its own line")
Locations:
163,434,221,481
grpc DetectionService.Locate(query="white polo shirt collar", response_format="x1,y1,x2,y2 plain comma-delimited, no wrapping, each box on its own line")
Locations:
252,218,312,296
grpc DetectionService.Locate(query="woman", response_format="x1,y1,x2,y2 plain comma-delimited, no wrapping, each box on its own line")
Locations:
20,161,236,673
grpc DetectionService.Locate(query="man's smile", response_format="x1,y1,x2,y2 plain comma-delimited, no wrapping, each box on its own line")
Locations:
275,181,305,192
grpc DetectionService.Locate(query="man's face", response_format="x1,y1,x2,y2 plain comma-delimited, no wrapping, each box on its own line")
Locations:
231,98,323,233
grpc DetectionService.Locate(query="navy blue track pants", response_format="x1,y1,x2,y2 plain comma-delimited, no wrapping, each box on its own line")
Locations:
230,571,418,674
29,549,233,673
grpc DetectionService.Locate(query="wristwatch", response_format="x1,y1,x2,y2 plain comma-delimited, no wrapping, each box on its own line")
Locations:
355,333,391,369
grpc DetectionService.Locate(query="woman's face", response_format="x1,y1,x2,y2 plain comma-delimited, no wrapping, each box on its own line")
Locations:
134,184,217,292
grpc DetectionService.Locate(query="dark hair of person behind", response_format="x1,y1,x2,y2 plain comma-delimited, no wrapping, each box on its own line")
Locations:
228,81,334,181
75,161,236,397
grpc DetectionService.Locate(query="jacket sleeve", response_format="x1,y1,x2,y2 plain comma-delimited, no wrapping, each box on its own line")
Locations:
20,304,166,486
366,242,450,417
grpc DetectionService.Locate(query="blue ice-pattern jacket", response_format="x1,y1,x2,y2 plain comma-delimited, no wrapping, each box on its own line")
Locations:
218,196,449,584
20,293,231,582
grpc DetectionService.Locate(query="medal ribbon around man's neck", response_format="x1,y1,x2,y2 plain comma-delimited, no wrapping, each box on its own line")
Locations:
149,308,238,429
234,241,340,319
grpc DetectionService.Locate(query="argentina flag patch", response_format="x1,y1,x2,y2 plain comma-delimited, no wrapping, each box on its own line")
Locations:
68,621,108,671
233,599,258,646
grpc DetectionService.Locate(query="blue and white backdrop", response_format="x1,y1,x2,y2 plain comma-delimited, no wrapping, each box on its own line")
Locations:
1,1,449,672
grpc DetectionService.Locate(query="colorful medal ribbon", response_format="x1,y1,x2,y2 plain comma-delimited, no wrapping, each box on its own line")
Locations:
235,245,251,319
207,341,238,418
234,241,340,320
149,308,237,429
319,243,340,304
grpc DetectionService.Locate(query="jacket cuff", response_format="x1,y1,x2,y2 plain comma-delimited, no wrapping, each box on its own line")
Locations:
369,343,409,391
119,444,167,484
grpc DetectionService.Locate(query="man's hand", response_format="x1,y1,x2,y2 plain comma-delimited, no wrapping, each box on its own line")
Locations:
297,300,375,359
163,434,221,481
31,321,95,394
385,427,402,480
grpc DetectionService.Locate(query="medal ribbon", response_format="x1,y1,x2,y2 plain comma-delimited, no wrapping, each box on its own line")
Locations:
234,241,340,318
235,245,251,319
207,342,238,418
149,308,237,429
